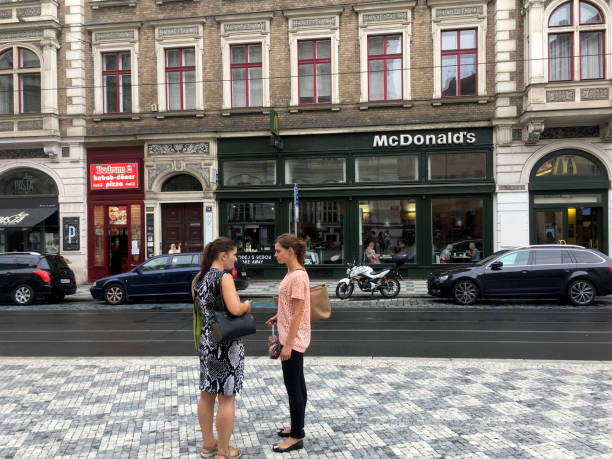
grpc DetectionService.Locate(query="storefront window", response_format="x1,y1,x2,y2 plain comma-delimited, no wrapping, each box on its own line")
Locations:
131,204,141,264
223,160,276,186
228,202,275,252
432,197,483,264
94,205,104,266
292,200,344,264
356,156,418,182
285,158,345,184
428,152,486,180
360,199,416,264
161,174,203,192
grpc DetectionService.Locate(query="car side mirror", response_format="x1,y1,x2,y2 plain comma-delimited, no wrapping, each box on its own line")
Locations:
491,261,503,270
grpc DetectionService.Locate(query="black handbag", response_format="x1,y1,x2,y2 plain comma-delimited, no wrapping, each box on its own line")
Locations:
211,283,256,344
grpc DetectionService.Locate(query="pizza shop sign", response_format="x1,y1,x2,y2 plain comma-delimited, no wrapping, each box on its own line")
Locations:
90,163,139,190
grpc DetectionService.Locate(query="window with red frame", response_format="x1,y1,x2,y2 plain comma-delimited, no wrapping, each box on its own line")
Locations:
103,52,131,113
298,39,331,104
548,1,605,81
231,44,262,108
166,48,196,111
368,35,402,101
441,29,477,97
0,47,40,114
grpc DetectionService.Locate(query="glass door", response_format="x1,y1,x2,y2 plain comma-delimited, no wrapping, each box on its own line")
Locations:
534,207,603,249
535,209,564,244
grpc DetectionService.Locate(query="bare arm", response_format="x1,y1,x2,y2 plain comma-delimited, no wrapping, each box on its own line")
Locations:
221,273,251,315
284,298,304,350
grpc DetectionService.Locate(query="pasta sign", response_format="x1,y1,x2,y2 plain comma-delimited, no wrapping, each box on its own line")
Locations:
90,163,139,190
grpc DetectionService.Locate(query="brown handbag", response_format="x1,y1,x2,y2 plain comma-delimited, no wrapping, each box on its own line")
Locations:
273,284,331,322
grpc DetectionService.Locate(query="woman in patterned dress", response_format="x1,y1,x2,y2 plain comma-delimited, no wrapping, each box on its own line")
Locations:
193,237,251,459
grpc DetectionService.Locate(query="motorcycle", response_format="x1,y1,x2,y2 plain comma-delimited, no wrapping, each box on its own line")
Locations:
335,253,407,299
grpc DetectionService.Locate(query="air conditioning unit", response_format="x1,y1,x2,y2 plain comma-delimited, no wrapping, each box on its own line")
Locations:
151,103,158,112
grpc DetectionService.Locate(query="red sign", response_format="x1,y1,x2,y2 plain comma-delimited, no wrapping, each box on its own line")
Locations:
90,163,139,190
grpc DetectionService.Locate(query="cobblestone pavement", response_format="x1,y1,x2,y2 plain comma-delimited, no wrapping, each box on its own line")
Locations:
1,357,612,458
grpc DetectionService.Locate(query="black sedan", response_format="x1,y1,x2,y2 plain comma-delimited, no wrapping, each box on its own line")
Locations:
90,252,249,305
427,245,612,306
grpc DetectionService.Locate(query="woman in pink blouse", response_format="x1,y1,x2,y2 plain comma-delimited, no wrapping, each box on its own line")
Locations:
266,233,311,454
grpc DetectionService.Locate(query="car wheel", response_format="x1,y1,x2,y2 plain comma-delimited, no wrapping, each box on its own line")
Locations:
12,284,34,305
380,278,400,298
568,279,595,306
335,283,354,299
452,279,479,305
104,284,126,305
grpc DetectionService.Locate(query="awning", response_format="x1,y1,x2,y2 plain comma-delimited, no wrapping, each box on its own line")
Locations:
0,206,58,228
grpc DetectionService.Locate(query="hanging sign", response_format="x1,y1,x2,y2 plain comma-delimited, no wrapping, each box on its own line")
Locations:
90,163,139,190
62,217,80,251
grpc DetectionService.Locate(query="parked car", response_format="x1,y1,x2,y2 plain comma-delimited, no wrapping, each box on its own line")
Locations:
0,252,77,305
427,245,612,306
90,252,249,305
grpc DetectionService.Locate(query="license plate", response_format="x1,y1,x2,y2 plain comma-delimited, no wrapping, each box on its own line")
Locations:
60,279,70,284
241,273,246,277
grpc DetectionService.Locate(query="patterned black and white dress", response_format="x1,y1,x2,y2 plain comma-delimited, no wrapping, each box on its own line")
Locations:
194,268,245,395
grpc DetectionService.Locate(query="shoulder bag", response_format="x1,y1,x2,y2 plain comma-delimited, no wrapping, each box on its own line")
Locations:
211,277,256,344
273,284,332,322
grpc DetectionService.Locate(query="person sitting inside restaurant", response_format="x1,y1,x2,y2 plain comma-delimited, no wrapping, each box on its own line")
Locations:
440,244,453,263
365,241,381,264
467,242,480,262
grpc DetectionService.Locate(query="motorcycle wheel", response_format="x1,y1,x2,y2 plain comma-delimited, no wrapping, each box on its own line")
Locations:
380,278,400,298
335,283,354,299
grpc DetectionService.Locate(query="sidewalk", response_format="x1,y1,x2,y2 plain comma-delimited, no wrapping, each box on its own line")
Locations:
1,356,611,458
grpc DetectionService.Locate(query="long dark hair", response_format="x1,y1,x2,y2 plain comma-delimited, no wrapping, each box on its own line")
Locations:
198,237,237,281
275,233,306,266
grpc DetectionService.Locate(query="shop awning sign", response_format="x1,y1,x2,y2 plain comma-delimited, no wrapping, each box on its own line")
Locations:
90,163,139,190
0,206,57,228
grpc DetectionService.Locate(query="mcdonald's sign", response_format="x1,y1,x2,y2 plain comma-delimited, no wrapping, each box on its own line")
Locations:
552,156,578,175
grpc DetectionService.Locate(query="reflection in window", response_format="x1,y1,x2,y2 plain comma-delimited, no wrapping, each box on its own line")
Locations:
535,154,601,177
292,200,343,264
497,251,529,266
162,174,203,192
356,156,418,182
359,199,416,264
228,202,275,252
223,160,276,186
428,152,486,180
140,256,169,271
441,29,477,97
285,158,345,184
432,197,483,264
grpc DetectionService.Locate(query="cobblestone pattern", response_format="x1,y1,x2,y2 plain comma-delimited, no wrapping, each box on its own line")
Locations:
1,357,612,458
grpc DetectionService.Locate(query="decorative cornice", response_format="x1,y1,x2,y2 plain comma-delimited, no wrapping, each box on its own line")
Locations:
523,119,545,145
147,143,210,156
283,7,344,18
353,1,416,11
0,29,43,40
215,12,273,23
94,30,134,41
157,25,199,37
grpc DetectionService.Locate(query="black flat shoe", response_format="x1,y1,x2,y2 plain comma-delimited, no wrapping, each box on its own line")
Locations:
275,428,291,438
272,440,303,453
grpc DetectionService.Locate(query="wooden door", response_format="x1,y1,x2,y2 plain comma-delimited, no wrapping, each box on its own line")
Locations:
162,203,203,254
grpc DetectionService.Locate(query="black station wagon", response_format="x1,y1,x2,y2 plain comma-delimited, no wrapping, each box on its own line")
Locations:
427,245,612,306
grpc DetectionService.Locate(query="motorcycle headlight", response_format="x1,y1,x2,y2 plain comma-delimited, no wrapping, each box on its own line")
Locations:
439,274,449,283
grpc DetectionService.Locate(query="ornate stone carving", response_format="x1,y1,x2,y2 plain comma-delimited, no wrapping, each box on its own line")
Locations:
292,17,335,28
158,26,199,37
540,126,599,139
602,120,612,142
16,7,41,17
523,120,545,145
0,122,13,131
581,87,609,101
0,148,46,159
17,120,43,131
0,30,43,40
147,163,172,190
498,184,526,191
95,31,134,41
0,10,13,19
224,22,265,33
436,6,483,17
546,89,575,102
185,163,210,187
363,12,408,23
148,143,209,156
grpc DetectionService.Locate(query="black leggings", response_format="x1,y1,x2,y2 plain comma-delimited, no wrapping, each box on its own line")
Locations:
281,348,307,439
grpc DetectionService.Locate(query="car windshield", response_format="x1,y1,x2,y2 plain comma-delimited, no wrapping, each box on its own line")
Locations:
475,250,509,266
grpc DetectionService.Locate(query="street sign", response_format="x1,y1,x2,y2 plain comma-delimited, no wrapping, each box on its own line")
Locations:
269,110,283,150
293,183,299,235
293,183,299,207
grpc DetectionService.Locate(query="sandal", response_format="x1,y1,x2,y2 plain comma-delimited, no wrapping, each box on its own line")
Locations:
216,446,242,459
201,442,217,458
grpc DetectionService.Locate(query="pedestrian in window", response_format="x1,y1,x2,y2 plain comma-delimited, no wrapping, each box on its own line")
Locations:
365,241,381,264
169,243,181,254
266,233,310,453
193,237,251,459
467,242,480,262
440,244,453,263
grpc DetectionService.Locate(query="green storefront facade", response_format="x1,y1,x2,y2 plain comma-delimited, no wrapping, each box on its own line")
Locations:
217,128,494,279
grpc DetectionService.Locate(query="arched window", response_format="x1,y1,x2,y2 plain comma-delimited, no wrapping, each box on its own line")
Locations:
161,174,203,192
548,1,605,81
0,47,41,114
531,150,609,190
